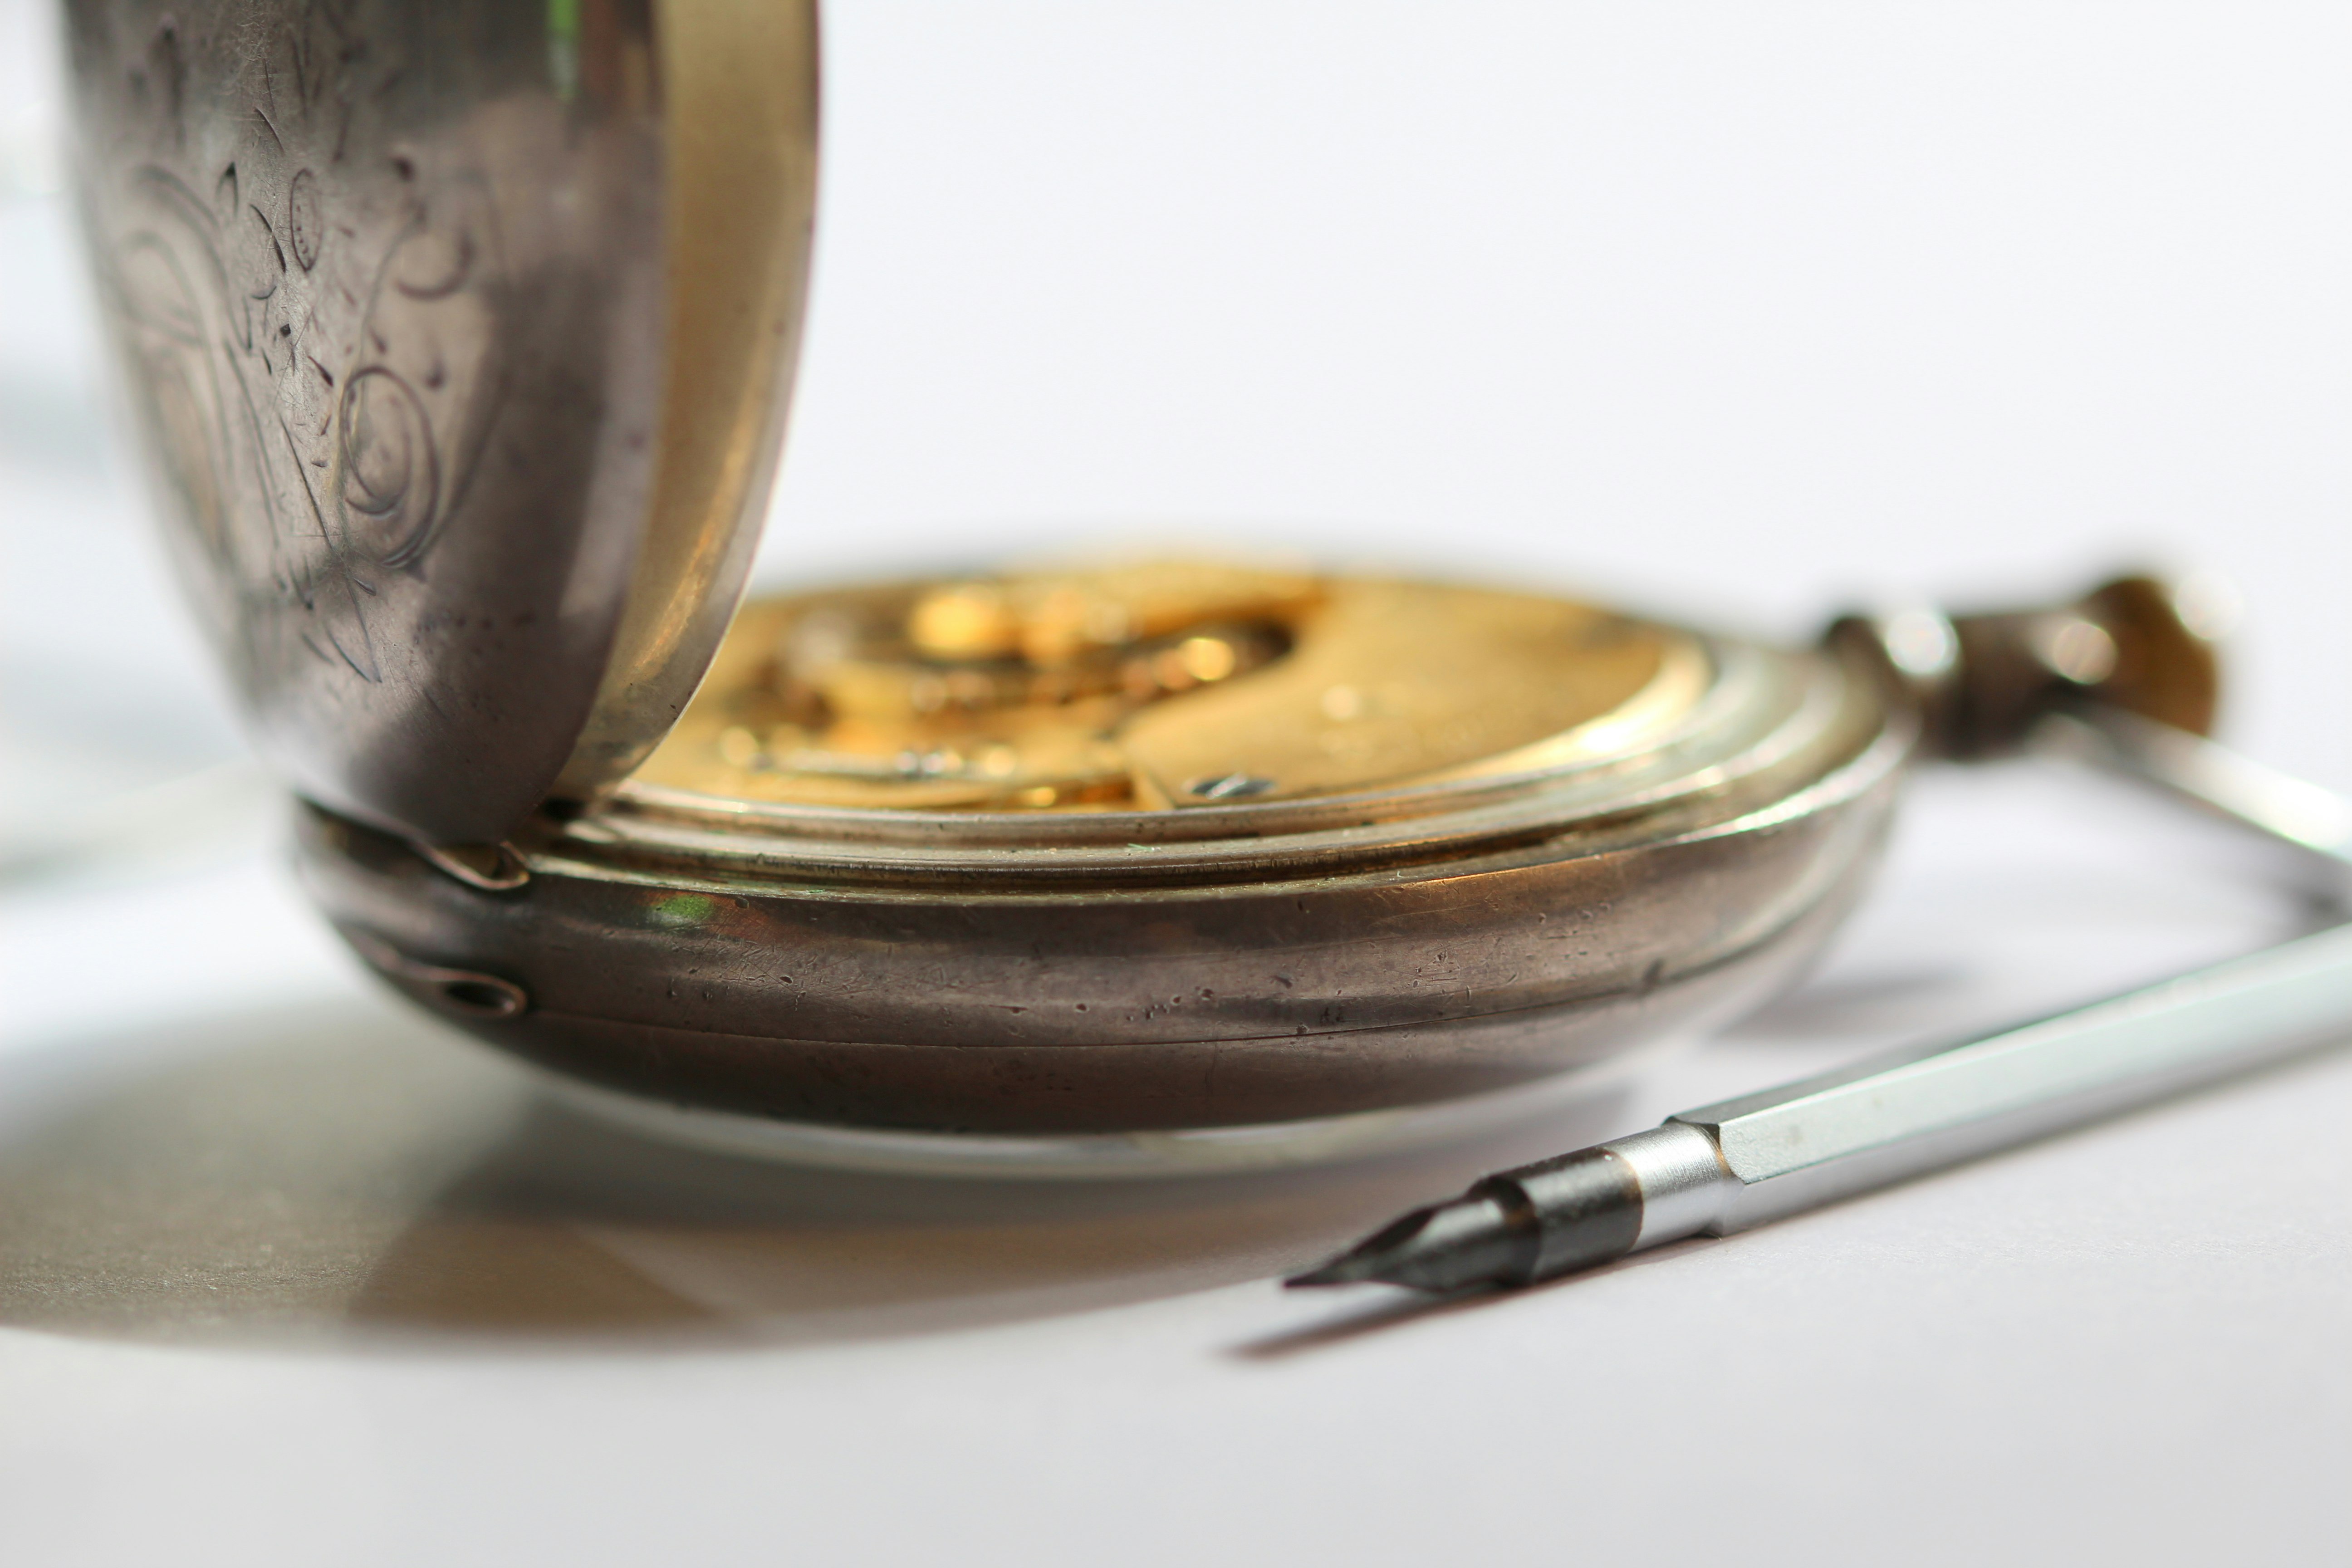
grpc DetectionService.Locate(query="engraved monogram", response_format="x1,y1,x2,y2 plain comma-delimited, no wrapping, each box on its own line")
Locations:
94,5,505,685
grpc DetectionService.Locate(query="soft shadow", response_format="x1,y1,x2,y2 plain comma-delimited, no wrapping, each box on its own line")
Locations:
1731,965,1970,1042
0,994,1632,1351
1232,1235,1724,1359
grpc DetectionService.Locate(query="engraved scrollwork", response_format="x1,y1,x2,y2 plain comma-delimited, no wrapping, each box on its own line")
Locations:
336,366,438,565
91,4,506,687
63,0,687,842
284,167,321,270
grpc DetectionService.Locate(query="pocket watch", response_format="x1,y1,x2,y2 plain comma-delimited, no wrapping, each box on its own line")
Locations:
63,0,2219,1171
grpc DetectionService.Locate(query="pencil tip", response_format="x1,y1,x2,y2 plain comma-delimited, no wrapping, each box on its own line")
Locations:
1284,1194,1525,1292
1281,1259,1362,1289
1286,1205,1443,1288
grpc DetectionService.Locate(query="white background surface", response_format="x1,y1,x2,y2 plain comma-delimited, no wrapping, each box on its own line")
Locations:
5,4,2351,1563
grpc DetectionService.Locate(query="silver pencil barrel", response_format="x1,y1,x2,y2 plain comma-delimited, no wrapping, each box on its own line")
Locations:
1627,920,2352,1246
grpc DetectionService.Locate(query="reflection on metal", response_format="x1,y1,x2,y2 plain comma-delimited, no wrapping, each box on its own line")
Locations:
632,565,1705,813
411,838,530,893
541,1040,1663,1181
65,0,818,845
292,568,2218,1148
296,560,1911,1141
2037,706,2352,904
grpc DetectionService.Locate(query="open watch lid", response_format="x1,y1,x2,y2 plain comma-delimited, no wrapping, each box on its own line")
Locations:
66,0,819,846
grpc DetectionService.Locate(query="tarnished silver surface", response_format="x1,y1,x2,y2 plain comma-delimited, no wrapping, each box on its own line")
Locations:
64,0,817,845
296,571,2227,1143
1828,572,2220,761
296,631,1912,1136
